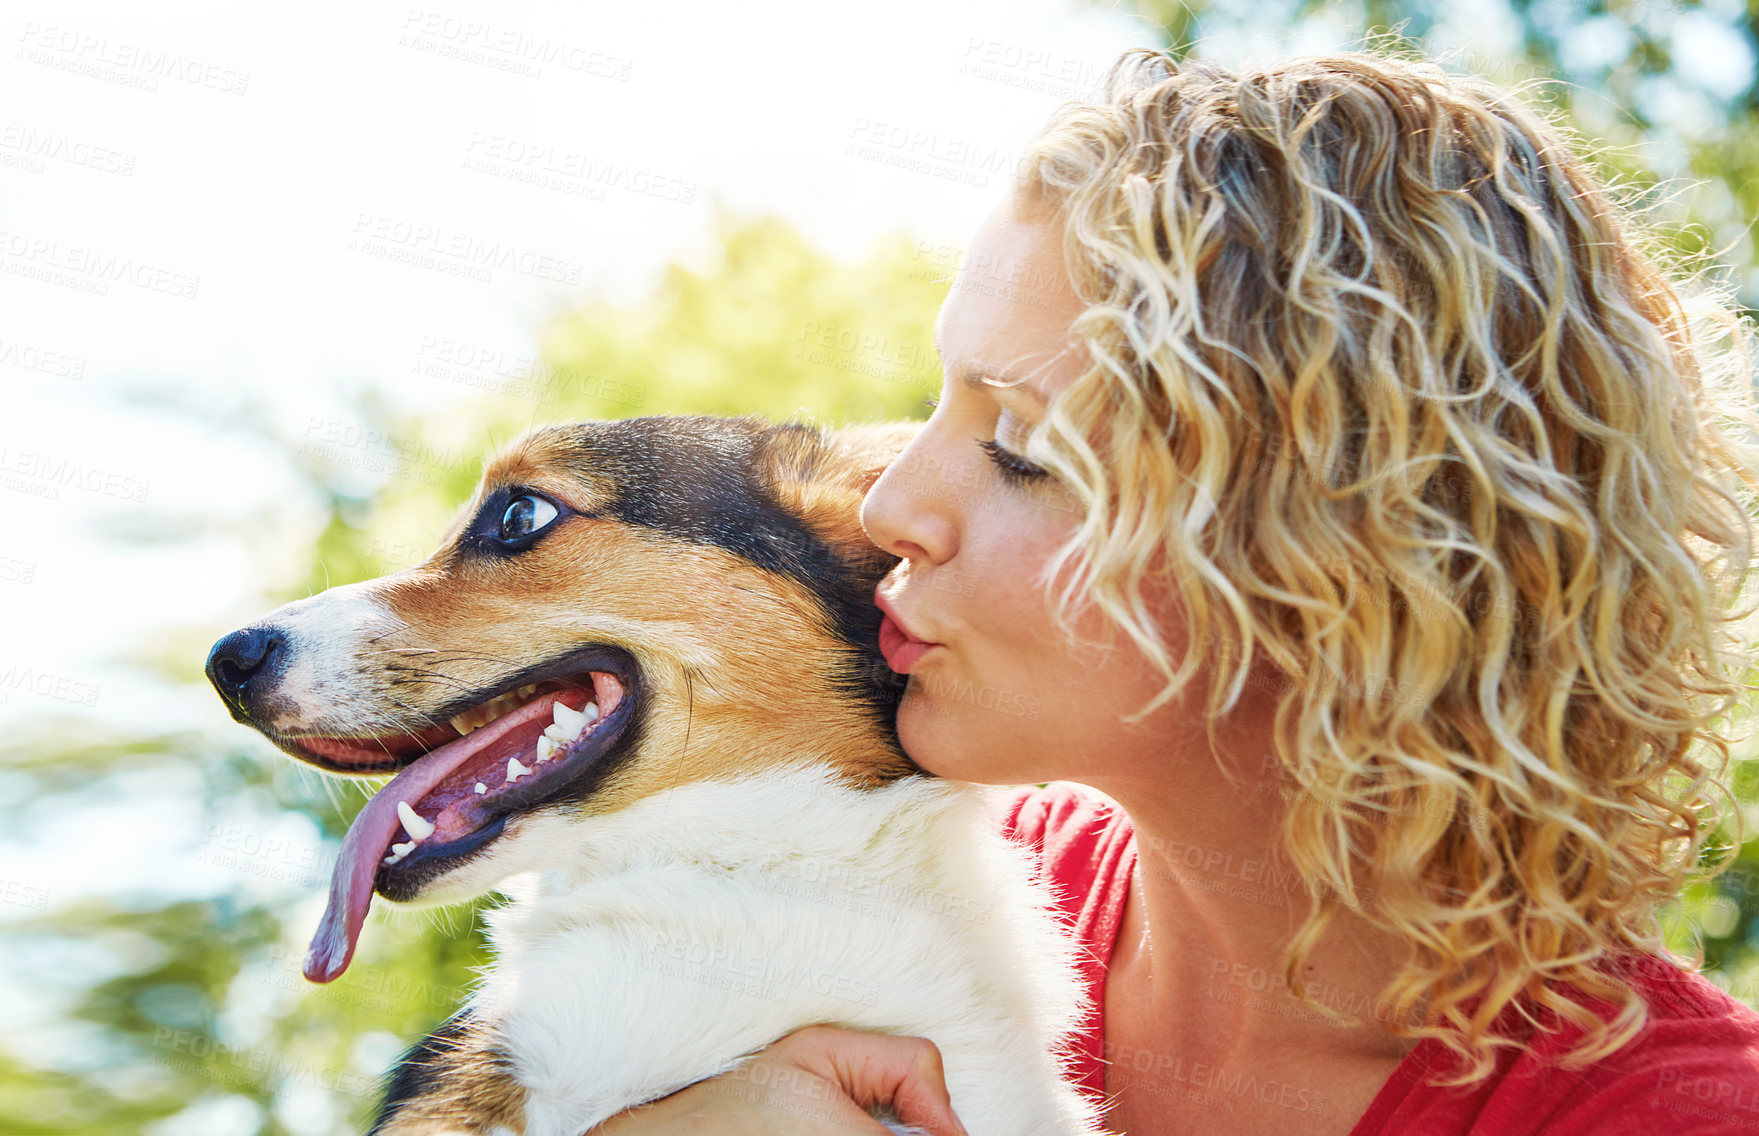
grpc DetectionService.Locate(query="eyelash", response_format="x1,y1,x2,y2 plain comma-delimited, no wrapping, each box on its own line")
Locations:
920,391,1049,483
979,439,1051,484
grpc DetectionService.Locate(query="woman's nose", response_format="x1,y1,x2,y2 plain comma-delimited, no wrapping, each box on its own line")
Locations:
861,429,959,566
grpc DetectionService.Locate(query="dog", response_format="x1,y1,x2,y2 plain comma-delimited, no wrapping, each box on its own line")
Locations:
206,415,1101,1136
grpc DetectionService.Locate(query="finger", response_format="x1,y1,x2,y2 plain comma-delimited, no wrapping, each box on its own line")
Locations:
806,1031,969,1136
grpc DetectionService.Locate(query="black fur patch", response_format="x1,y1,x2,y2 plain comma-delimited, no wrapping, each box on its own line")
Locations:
370,1009,475,1135
556,417,906,746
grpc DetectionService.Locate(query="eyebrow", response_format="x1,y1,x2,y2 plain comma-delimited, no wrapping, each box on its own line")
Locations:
946,357,1049,406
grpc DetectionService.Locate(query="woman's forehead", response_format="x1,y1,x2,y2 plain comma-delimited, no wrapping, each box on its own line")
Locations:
935,197,1087,398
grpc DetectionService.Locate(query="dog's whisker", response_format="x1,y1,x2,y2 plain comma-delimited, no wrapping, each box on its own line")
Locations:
382,696,450,742
385,670,480,702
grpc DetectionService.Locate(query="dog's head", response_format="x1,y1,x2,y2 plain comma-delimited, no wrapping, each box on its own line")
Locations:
206,416,914,982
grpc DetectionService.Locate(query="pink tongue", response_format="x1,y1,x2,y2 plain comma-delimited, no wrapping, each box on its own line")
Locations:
303,693,567,983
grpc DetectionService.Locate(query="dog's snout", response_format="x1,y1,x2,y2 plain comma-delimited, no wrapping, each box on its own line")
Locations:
207,626,286,716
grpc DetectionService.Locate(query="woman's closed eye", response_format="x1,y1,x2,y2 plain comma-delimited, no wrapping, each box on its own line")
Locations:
979,438,1051,484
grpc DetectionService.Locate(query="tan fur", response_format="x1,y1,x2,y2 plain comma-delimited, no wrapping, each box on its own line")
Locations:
374,1023,528,1136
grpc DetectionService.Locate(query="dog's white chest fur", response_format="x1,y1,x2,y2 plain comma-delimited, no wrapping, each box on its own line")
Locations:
469,770,1103,1136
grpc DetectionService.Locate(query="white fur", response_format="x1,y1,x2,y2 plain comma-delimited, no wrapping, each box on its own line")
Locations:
455,767,1104,1136
263,582,405,733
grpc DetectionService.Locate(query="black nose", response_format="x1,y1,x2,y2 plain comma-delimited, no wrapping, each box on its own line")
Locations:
206,626,285,715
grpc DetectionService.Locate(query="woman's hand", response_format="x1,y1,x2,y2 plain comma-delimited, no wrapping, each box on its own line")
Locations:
593,1025,971,1136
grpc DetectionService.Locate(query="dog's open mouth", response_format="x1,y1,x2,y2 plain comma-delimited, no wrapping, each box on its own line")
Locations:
301,648,639,984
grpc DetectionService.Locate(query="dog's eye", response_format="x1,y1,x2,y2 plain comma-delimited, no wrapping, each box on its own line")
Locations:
499,495,559,542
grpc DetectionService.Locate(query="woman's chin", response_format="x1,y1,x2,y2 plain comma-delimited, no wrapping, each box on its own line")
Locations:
896,690,1042,785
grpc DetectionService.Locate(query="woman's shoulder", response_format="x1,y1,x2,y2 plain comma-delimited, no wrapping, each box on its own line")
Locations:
1589,956,1759,1100
1371,956,1759,1135
1521,959,1759,1133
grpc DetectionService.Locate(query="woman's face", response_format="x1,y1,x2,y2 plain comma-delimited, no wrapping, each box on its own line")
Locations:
861,198,1192,790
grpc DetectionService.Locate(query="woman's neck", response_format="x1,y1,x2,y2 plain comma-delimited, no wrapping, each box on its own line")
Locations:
1086,700,1418,1073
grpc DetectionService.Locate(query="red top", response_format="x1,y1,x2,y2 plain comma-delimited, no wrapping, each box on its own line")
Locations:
994,781,1759,1134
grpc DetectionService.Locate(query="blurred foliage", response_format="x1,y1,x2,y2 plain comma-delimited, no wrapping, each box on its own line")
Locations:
1116,0,1759,995
12,4,1759,1131
0,216,946,1135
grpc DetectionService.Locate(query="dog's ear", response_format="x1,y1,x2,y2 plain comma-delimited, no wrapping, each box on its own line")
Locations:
757,422,917,557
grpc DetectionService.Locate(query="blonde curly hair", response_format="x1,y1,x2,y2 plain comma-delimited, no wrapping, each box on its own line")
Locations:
1017,48,1759,1081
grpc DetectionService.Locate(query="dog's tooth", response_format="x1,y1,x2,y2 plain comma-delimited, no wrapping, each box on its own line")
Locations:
390,840,415,857
553,702,589,740
536,736,556,762
582,701,599,723
450,713,477,736
474,781,488,794
542,723,568,743
506,757,532,782
397,801,435,842
517,684,537,699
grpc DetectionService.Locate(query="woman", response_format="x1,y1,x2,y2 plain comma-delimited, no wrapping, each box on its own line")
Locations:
604,49,1759,1135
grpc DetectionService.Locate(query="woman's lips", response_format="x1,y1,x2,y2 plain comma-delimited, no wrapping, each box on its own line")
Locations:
878,613,935,674
874,588,938,674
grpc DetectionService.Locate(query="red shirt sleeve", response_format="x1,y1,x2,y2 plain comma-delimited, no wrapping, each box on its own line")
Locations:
990,781,1138,1107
